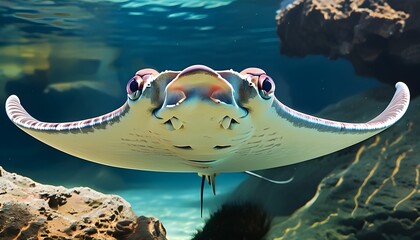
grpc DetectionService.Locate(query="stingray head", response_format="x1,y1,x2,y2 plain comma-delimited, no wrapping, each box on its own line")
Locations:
127,65,275,164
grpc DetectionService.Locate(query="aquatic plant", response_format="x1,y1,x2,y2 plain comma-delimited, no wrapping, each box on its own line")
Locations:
192,202,271,240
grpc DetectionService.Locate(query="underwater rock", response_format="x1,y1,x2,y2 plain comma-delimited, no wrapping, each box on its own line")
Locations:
276,0,420,95
0,167,167,240
192,202,271,240
233,86,420,239
120,216,167,240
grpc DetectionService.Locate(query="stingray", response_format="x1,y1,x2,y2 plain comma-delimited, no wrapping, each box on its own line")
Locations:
5,65,410,214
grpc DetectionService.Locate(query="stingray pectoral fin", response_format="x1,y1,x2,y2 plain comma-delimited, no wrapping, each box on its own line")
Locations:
272,82,410,161
5,95,126,163
277,82,410,131
5,95,185,172
6,95,130,133
219,82,410,173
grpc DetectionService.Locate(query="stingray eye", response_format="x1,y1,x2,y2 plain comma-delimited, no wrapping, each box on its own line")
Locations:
258,75,275,99
126,76,144,100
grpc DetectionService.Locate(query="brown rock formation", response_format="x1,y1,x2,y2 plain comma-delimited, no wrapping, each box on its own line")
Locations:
0,167,167,240
276,0,420,95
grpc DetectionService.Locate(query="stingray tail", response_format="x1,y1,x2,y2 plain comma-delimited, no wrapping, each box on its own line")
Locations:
200,175,205,218
245,171,294,184
199,174,217,217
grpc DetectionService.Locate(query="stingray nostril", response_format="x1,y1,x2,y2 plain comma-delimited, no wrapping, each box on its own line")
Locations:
164,117,183,131
220,116,239,130
210,90,233,104
165,90,186,107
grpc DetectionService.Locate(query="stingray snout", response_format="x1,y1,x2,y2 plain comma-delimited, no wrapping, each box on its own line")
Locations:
162,86,234,107
163,66,234,106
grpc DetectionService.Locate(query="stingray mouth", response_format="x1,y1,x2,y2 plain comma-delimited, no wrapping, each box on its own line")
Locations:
174,145,232,150
166,129,239,164
185,159,220,168
188,159,217,163
171,143,234,165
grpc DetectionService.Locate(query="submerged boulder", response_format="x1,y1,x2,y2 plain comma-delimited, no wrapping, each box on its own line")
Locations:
276,0,420,95
0,167,167,240
232,86,420,239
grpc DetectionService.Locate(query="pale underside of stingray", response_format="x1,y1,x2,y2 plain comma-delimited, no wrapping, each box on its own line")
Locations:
6,65,410,183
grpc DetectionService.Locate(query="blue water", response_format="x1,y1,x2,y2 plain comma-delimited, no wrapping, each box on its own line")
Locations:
0,0,378,239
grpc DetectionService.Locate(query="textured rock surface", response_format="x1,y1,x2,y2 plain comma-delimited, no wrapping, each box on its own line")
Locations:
0,167,167,240
233,87,420,239
276,0,420,95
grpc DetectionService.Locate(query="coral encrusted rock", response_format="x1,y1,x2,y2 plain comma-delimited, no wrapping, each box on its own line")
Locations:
0,167,167,240
276,0,420,95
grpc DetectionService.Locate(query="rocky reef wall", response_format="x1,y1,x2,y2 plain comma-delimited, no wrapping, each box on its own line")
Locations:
277,0,420,95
